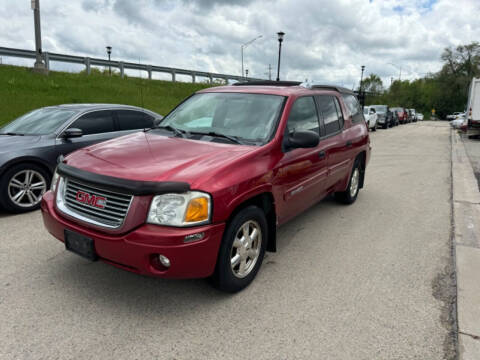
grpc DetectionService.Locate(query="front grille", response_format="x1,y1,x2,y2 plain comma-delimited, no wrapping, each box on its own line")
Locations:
63,178,133,228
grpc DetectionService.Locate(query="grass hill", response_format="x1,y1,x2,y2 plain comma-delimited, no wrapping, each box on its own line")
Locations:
0,65,214,127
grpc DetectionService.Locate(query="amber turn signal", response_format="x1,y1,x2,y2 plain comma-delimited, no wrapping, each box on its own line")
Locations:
185,197,209,222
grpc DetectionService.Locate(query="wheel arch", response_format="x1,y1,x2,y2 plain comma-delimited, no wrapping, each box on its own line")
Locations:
225,192,277,253
0,157,54,181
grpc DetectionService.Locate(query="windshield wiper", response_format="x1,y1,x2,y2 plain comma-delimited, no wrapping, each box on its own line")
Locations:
0,132,24,136
154,125,189,138
190,131,245,145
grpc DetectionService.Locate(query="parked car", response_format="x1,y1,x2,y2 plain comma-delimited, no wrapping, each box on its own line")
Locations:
451,117,466,129
0,104,162,213
447,112,462,120
417,113,424,121
363,106,378,131
42,81,371,292
369,105,394,128
391,107,408,124
409,109,418,122
465,78,480,138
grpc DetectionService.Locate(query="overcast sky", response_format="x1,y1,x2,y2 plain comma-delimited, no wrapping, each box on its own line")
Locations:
1,0,479,87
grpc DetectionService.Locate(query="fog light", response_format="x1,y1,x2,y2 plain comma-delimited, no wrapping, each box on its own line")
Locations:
184,232,205,243
158,254,170,268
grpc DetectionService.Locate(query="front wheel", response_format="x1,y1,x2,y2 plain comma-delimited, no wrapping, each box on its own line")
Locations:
0,163,50,213
335,159,361,204
372,122,377,131
211,206,267,292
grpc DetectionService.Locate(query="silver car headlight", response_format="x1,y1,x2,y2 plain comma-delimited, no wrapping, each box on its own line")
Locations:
147,191,211,227
50,168,61,193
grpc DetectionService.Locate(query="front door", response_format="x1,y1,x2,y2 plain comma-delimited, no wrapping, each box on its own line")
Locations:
275,96,328,224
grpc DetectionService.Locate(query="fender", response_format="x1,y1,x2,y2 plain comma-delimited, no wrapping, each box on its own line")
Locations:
0,156,55,177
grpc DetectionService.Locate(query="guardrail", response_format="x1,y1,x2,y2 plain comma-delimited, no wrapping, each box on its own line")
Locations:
0,46,262,83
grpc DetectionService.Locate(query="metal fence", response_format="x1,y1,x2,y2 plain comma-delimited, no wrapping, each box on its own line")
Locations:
0,46,261,83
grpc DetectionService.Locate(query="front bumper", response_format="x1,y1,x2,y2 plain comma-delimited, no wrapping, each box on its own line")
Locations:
41,191,225,278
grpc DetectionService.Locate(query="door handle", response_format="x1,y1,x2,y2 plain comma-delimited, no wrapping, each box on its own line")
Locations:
318,150,326,159
346,140,353,148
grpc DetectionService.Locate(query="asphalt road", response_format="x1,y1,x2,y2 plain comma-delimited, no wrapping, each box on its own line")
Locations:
0,121,455,360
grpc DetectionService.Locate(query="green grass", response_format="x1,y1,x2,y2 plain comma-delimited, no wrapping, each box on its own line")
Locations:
0,65,214,127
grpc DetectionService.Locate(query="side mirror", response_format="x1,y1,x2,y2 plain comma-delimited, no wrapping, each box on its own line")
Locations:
287,130,319,149
63,128,83,138
153,117,163,127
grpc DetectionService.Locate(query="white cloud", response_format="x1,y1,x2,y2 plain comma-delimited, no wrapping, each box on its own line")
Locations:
0,0,479,87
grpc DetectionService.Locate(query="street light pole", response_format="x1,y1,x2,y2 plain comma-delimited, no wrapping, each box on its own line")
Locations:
31,0,47,73
360,65,365,92
241,35,262,80
388,62,402,81
276,31,285,81
106,46,112,75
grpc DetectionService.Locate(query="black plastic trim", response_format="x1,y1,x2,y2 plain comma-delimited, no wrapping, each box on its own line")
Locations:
57,162,190,195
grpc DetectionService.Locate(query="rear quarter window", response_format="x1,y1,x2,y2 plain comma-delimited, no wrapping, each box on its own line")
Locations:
342,94,364,124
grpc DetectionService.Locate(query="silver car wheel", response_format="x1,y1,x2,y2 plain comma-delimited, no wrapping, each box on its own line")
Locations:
350,168,360,198
230,220,262,279
8,170,47,208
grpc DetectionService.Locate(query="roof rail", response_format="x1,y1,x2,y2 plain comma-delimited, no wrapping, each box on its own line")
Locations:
233,80,301,87
299,81,354,94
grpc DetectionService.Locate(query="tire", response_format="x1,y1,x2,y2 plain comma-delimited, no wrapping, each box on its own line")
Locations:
211,205,267,292
372,122,377,131
0,163,50,213
383,123,388,129
335,158,361,205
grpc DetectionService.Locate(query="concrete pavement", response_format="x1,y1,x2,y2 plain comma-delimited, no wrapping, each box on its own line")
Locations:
0,122,455,359
452,130,480,360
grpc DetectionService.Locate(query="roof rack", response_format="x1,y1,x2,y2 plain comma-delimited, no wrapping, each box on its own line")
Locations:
299,81,354,94
233,80,301,87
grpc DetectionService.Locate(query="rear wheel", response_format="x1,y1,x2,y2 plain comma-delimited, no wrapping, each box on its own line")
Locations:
335,159,361,204
0,163,50,213
211,206,267,292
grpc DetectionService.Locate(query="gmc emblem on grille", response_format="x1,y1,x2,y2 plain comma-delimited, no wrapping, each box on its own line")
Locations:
75,190,107,209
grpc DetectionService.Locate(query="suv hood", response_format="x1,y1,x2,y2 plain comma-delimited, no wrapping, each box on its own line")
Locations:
65,132,257,187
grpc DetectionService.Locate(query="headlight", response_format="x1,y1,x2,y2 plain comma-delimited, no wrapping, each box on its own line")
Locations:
147,191,211,226
50,168,61,192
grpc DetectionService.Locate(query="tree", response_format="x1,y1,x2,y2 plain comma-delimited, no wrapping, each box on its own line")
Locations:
360,73,383,95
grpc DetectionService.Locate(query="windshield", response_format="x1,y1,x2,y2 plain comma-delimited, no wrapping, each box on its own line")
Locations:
159,92,285,144
363,108,369,114
371,105,387,113
1,108,76,135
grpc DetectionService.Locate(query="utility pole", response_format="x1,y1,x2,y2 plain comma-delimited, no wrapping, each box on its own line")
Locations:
268,64,272,80
241,35,262,80
31,0,47,74
106,46,112,75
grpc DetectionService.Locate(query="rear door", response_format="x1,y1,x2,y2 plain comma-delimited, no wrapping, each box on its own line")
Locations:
55,110,118,155
316,95,351,190
275,96,328,223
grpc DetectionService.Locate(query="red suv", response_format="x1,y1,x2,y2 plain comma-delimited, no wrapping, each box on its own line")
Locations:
42,81,370,292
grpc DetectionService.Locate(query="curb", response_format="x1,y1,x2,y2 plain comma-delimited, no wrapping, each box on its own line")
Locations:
451,130,480,359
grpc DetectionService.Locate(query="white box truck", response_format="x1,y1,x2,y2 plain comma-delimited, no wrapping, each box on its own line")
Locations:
466,78,480,137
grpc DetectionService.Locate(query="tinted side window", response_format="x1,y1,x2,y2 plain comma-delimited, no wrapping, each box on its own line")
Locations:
342,94,364,123
116,110,154,131
317,96,343,136
286,97,320,135
70,111,115,135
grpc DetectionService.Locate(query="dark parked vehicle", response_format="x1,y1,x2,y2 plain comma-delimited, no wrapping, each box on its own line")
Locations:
369,105,395,128
42,81,371,292
0,104,161,213
391,107,408,124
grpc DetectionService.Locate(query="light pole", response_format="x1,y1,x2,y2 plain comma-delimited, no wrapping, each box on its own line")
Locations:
241,35,262,80
106,46,112,75
276,32,285,81
387,62,402,80
31,0,47,73
360,65,365,92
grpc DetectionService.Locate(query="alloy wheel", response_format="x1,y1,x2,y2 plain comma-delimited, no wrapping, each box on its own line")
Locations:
230,220,262,279
7,170,47,208
350,168,360,198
